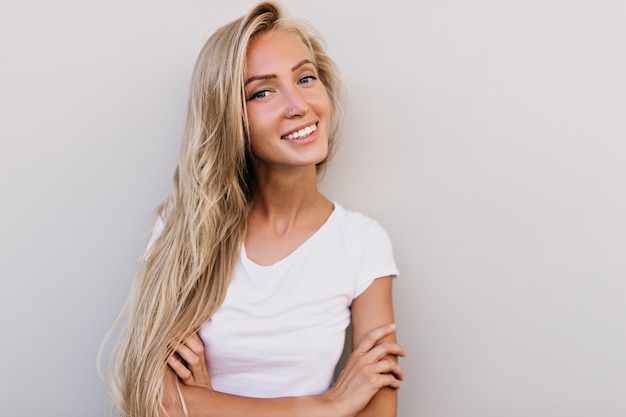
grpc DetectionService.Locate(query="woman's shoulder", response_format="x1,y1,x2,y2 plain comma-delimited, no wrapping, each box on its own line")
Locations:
329,202,398,287
330,202,391,242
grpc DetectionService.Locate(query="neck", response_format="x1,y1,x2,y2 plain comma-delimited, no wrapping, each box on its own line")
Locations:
245,164,334,264
249,164,330,225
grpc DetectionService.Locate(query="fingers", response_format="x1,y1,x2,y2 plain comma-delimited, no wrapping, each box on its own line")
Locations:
167,333,213,390
354,323,398,354
182,333,205,355
369,358,404,381
167,334,206,382
354,324,405,372
376,372,403,390
167,354,192,382
174,343,202,369
348,324,406,387
367,340,406,361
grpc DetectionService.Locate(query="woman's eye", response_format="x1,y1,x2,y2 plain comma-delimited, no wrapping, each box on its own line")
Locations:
248,90,270,101
298,75,317,85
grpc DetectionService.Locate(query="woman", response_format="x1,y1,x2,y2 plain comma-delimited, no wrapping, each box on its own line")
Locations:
108,2,404,416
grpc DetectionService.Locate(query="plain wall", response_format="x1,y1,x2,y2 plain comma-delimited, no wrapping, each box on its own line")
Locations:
1,0,625,416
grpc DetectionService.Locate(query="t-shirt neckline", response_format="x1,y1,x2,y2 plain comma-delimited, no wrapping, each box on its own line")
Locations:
241,202,339,268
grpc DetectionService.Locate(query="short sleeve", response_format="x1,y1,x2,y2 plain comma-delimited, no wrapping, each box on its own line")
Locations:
347,212,399,299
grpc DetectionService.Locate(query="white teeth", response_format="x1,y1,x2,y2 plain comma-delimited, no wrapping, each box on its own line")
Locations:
283,123,317,140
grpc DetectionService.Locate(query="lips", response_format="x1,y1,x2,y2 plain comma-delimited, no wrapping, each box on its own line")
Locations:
281,122,318,140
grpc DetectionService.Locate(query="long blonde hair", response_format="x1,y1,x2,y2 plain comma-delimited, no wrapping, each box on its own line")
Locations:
104,2,343,416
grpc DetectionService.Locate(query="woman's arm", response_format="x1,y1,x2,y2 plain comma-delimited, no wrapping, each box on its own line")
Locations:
350,276,403,417
164,324,404,417
161,370,335,417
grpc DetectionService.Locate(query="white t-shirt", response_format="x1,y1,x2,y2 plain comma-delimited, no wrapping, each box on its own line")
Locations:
198,203,398,398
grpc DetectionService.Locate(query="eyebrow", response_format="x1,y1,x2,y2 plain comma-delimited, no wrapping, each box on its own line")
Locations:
244,59,314,86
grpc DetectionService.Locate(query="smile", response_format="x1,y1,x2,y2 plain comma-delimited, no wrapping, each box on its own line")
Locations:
281,123,317,140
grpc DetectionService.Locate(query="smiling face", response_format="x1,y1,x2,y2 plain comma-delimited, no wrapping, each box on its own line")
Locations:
244,30,331,173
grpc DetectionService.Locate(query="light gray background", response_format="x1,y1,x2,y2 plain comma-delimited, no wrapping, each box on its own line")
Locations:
1,0,625,416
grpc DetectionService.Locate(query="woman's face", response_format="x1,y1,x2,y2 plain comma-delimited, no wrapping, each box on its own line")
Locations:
244,30,331,172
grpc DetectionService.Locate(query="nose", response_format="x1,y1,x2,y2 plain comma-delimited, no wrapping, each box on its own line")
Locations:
284,87,309,119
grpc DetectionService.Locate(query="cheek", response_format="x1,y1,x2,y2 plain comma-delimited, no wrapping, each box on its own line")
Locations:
318,91,332,130
246,119,273,157
246,104,278,137
246,111,264,143
247,129,263,153
315,88,332,122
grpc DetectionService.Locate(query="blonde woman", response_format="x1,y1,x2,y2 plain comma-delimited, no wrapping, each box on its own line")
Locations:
108,2,404,416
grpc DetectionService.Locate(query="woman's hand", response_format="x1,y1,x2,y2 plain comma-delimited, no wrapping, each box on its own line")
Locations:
167,333,212,390
322,323,405,417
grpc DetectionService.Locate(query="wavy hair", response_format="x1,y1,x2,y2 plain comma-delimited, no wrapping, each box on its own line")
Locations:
102,2,344,416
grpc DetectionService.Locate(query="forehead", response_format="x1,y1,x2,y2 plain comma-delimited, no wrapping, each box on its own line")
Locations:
246,30,313,75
